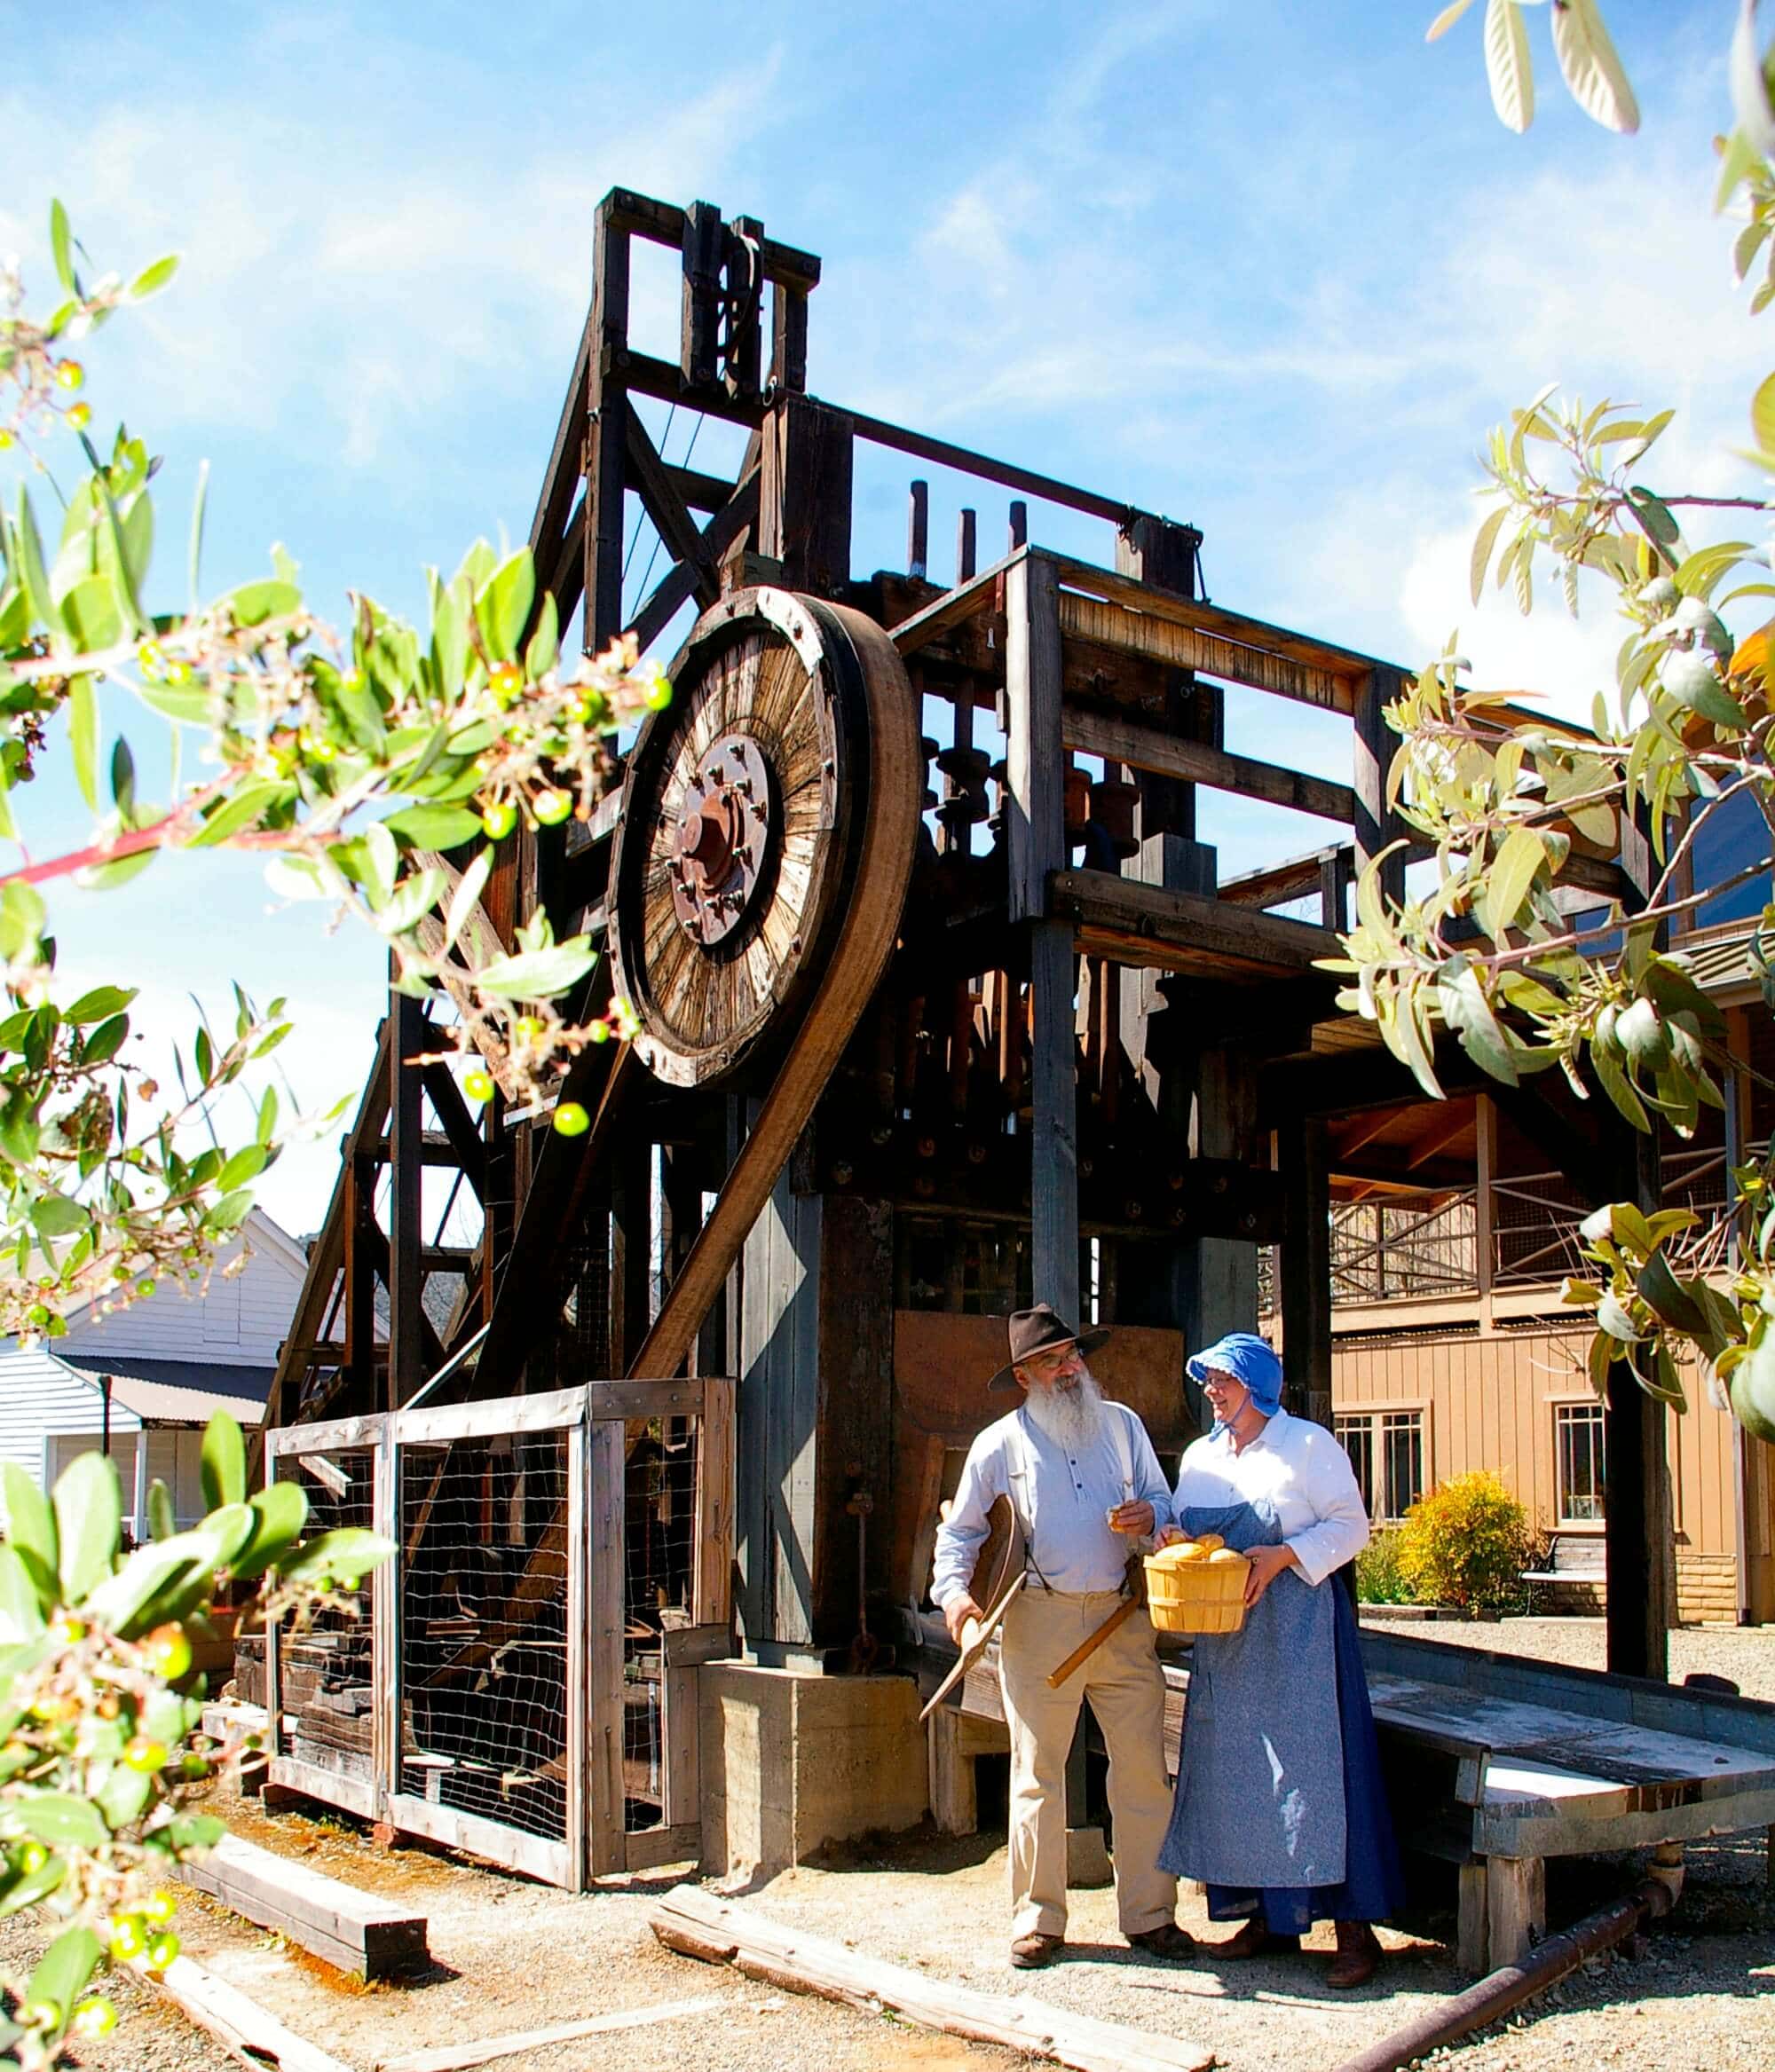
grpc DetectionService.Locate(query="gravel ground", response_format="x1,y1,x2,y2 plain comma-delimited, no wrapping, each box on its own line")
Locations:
6,1624,1772,2072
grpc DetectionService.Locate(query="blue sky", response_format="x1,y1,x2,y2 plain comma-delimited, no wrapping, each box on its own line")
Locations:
0,0,1765,1233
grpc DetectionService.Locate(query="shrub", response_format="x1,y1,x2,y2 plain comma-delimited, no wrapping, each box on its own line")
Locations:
1354,1526,1416,1604
1396,1471,1534,1613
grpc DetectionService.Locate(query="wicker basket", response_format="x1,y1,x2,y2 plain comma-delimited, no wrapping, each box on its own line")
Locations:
1143,1549,1250,1636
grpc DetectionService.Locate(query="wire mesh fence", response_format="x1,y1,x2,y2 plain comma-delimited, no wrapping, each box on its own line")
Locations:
398,1432,572,1844
264,1376,732,1885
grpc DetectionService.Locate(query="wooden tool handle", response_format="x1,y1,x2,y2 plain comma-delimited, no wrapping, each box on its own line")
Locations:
1045,1595,1140,1689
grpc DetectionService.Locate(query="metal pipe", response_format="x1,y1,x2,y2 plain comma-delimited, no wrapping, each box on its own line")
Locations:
1331,1859,1681,2072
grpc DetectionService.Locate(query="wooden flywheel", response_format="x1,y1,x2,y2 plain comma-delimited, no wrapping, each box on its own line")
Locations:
608,587,914,1089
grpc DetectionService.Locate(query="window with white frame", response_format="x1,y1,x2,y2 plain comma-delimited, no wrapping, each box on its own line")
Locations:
1555,1401,1605,1523
1335,1408,1425,1524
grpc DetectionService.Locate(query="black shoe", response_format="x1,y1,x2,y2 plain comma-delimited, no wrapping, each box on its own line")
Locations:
1126,1922,1197,1962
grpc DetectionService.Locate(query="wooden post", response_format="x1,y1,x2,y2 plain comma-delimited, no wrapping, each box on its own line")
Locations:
810,1196,894,1643
956,508,976,584
1116,514,1209,844
388,991,426,1410
1486,1855,1546,1969
1278,1112,1332,1429
680,201,724,390
373,1419,398,1822
610,1139,653,1373
1006,553,1077,1320
1606,1123,1671,1681
907,480,928,580
564,1420,588,1890
1353,665,1408,907
585,201,631,651
759,397,853,598
587,1416,625,1876
1007,500,1028,551
1475,1093,1496,1334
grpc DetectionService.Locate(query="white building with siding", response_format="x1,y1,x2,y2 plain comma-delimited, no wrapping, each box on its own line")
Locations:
0,1209,308,1540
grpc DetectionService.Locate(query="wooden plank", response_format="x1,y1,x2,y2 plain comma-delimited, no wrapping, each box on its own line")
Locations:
586,1379,706,1421
760,397,853,596
1030,921,1080,1321
619,348,768,429
1219,846,1353,911
1059,590,1350,713
1050,871,1337,972
267,1754,380,1822
649,1885,1214,2072
625,1822,704,1872
1486,1855,1545,1970
383,1792,571,1886
1279,1113,1332,1428
626,411,723,610
1456,1862,1490,1974
889,548,1023,657
697,1376,735,1628
1052,555,1379,699
1353,664,1409,904
1064,705,1353,825
586,202,632,650
373,1998,723,2072
154,1955,356,2072
588,1417,626,1874
396,1386,587,1446
566,1421,588,1893
173,1833,428,1980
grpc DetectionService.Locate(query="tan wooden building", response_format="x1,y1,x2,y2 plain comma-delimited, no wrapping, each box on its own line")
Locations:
1288,913,1775,1627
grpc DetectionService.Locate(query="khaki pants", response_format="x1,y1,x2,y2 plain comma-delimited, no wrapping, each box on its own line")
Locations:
997,1585,1177,1941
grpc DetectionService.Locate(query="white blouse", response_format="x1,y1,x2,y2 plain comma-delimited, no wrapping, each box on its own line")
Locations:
1170,1406,1370,1587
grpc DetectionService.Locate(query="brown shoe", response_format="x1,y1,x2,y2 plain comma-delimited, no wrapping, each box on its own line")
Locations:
1327,1922,1382,1989
1213,1918,1301,1960
1126,1921,1197,1962
1010,1932,1065,1969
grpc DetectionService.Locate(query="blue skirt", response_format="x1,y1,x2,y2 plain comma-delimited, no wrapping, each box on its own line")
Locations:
1204,1583,1406,1934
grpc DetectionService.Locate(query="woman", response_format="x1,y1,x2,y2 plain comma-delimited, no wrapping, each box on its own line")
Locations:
1156,1333,1403,1989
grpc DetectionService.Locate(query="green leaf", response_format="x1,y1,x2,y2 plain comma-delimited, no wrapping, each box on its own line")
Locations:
188,459,209,611
1470,506,1509,606
1480,825,1545,939
78,1015,129,1068
79,1533,213,1638
68,675,99,815
383,805,484,850
13,1792,106,1851
203,1189,255,1234
1436,959,1519,1087
98,1762,153,1832
1,1467,57,1611
231,1481,308,1582
128,255,180,301
1591,1039,1651,1131
1637,1248,1708,1336
476,551,535,663
189,781,292,848
199,1413,246,1513
65,986,134,1025
146,1479,175,1543
52,1451,120,1605
158,1812,224,1854
49,201,75,294
29,1193,89,1240
225,579,301,628
473,940,598,1001
1550,0,1639,133
12,490,62,638
1425,0,1478,39
215,1145,267,1193
59,575,122,652
1597,1291,1639,1342
27,1925,101,2033
276,1526,395,1588
0,1548,46,1645
1483,0,1534,132
0,1852,64,1918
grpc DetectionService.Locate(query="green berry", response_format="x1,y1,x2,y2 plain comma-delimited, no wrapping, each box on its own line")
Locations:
109,1916,146,1962
147,1931,179,1970
123,1734,168,1773
18,1842,47,1873
480,800,517,842
65,401,91,432
488,660,522,702
532,788,571,827
643,678,673,713
145,1890,177,1926
54,360,84,392
552,1100,589,1137
0,428,14,451
72,1998,116,2039
144,1623,190,1680
21,1998,60,2032
462,1069,495,1104
513,1015,545,1044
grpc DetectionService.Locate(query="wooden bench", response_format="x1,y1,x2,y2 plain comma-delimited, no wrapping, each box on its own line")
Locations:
1521,1530,1605,1610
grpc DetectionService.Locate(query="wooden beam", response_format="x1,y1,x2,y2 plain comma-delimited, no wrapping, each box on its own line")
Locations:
371,2001,724,2072
1052,555,1381,698
843,410,1130,526
1220,845,1353,910
419,1061,487,1201
759,397,853,597
622,453,734,514
1063,705,1353,824
1049,871,1337,973
1005,554,1067,925
1279,1113,1332,1430
154,1955,355,2072
602,187,822,289
1060,590,1350,712
625,410,722,611
889,548,1023,657
1353,663,1409,905
648,1886,1214,2072
617,349,767,429
174,1832,428,1981
586,201,632,651
389,990,427,1412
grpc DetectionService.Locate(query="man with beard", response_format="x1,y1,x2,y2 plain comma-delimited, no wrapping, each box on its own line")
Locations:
931,1304,1192,1969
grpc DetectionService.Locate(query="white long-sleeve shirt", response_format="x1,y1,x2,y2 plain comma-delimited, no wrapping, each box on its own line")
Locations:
1170,1406,1369,1587
930,1401,1173,1609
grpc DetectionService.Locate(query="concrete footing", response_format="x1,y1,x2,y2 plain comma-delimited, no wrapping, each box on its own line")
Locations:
700,1663,928,1883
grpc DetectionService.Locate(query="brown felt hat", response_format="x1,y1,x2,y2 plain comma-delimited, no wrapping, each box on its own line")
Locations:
988,1303,1110,1392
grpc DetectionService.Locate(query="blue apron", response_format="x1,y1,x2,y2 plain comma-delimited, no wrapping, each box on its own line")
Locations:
1156,1497,1347,1891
